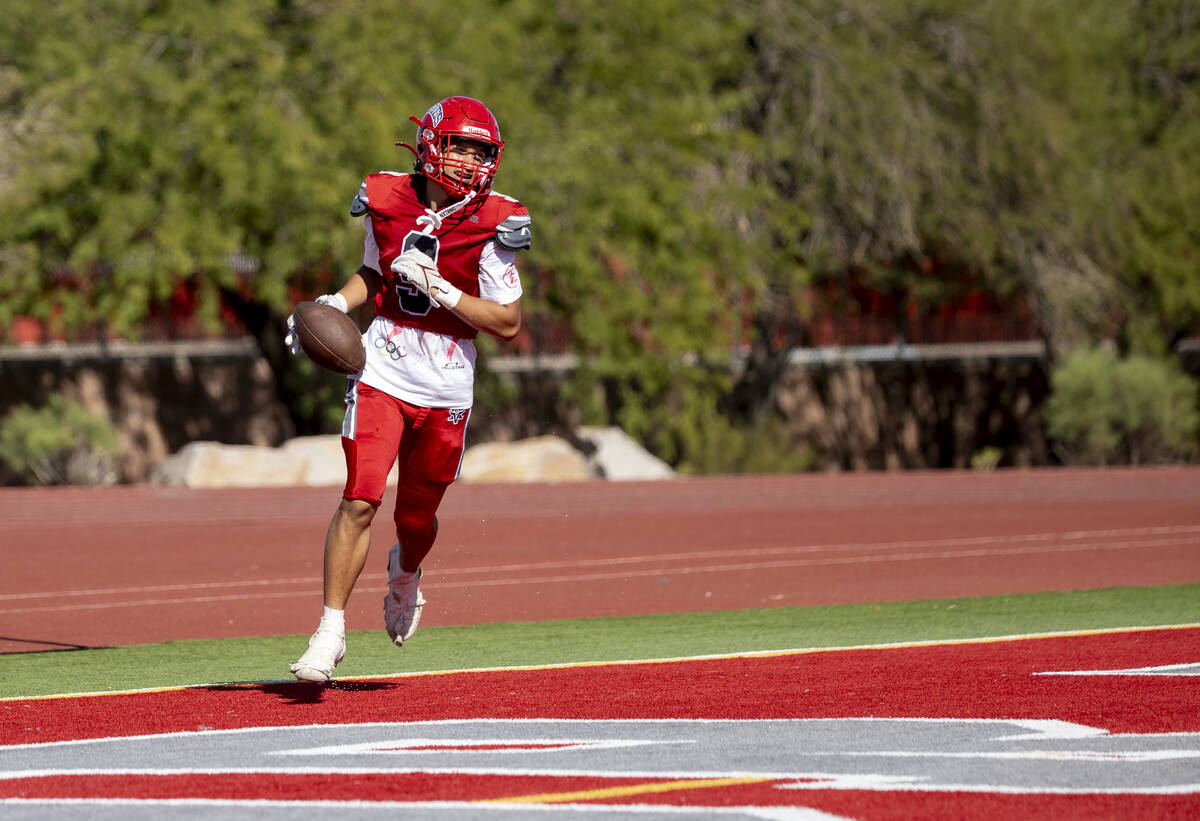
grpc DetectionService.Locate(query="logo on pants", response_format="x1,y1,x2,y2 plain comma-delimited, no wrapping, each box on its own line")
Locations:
447,408,468,425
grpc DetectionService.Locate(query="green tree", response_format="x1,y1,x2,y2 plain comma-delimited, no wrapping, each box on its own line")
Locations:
0,0,355,335
3,1,1198,470
1113,0,1200,353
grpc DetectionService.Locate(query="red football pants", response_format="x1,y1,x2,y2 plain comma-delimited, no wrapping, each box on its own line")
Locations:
341,381,470,565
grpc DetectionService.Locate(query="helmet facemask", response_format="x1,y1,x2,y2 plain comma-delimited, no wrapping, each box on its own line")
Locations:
423,131,502,198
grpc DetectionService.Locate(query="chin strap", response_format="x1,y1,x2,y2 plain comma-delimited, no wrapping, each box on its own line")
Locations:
416,189,476,235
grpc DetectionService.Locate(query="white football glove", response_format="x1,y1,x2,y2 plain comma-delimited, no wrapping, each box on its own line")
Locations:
284,293,348,355
390,248,462,309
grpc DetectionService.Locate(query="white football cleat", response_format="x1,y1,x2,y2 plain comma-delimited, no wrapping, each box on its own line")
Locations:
289,628,345,682
383,544,425,647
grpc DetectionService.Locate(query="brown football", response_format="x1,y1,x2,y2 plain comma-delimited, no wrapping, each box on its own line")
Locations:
292,301,365,374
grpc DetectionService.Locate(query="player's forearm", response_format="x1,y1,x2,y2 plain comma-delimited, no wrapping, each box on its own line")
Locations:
449,296,521,341
335,266,378,312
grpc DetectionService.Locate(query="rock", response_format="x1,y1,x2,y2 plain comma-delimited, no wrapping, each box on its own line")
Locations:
577,426,674,481
150,441,304,488
152,429,671,487
279,435,347,486
153,435,399,488
459,435,595,483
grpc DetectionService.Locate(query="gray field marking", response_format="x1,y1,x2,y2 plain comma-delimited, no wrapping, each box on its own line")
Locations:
3,718,1199,795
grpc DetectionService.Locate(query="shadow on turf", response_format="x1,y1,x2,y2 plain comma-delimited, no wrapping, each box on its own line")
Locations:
0,636,113,654
201,679,399,705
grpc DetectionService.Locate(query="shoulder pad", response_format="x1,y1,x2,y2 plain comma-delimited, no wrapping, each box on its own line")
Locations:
495,214,532,250
350,180,369,217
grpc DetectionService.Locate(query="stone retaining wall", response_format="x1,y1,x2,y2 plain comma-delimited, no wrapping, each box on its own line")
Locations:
0,340,1059,482
776,349,1051,470
0,341,291,483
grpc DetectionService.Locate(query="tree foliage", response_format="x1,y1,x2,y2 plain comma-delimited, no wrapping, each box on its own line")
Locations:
2,0,1198,469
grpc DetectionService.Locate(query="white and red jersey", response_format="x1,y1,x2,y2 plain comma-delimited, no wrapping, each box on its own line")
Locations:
351,172,528,408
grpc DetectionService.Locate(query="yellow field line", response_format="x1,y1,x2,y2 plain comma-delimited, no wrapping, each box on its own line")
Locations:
479,776,772,804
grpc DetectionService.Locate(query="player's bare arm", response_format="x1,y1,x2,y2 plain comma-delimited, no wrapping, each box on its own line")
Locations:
332,265,380,312
448,294,521,341
389,249,522,340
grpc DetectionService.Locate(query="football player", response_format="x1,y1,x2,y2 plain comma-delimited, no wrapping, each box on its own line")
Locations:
284,96,531,682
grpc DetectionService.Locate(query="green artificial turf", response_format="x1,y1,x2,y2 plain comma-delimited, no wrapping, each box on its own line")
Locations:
2,583,1197,699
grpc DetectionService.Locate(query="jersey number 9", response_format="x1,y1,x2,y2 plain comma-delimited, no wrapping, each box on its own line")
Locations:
395,232,440,316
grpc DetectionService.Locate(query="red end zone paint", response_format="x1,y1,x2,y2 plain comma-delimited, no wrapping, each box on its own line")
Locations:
1,774,1187,819
3,628,1199,819
3,627,1197,745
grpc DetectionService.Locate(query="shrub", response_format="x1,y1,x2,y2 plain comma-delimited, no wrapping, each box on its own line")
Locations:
1045,347,1199,465
971,446,1004,471
676,410,814,476
1115,354,1200,464
0,395,120,485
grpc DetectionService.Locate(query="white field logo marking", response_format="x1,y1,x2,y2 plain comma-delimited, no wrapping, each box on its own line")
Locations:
1035,662,1200,677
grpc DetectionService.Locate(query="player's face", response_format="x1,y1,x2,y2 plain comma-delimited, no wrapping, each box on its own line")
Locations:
444,137,494,183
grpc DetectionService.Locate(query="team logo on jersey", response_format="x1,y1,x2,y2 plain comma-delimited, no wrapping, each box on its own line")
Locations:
374,336,405,360
447,408,468,425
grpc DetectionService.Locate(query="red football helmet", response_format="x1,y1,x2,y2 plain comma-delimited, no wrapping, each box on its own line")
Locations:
397,96,506,198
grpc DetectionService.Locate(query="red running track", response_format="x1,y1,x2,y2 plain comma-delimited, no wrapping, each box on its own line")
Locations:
1,468,1198,653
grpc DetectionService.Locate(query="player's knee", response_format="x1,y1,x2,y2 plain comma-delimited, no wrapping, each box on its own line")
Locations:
338,497,378,529
394,509,436,545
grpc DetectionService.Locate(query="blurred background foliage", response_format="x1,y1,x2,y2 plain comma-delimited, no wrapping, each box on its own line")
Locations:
0,395,119,485
1,0,1197,471
1045,346,1199,465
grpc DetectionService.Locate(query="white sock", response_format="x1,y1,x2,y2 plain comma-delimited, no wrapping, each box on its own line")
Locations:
319,606,345,634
